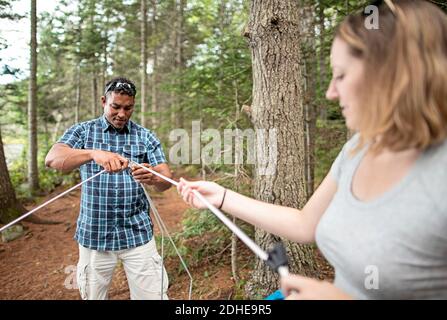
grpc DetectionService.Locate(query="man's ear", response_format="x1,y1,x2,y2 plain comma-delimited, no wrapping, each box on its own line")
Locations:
101,96,106,109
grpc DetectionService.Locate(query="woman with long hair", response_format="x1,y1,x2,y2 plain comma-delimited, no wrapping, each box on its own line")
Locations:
178,0,447,299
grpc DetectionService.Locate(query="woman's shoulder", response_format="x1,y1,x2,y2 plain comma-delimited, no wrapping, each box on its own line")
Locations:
423,138,447,166
336,132,362,159
418,139,447,211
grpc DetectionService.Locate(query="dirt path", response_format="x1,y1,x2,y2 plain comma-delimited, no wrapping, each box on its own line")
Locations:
0,184,190,300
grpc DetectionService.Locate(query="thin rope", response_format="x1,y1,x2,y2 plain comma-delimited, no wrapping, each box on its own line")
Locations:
142,185,194,300
1,160,281,296
0,166,193,299
0,170,106,234
129,161,269,262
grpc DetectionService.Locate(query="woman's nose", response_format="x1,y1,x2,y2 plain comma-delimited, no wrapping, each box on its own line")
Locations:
326,79,339,101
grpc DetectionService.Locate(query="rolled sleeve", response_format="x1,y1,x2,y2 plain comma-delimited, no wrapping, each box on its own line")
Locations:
146,130,167,167
146,133,167,167
58,124,86,149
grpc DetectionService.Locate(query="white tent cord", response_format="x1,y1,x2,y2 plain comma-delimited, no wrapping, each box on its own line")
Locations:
1,160,286,298
129,161,269,262
141,185,194,300
0,170,106,234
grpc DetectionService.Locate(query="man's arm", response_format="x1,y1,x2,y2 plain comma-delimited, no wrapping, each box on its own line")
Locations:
45,143,128,173
131,163,172,192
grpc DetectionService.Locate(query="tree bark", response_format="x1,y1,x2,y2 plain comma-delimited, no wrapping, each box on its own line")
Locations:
90,9,98,119
0,127,26,224
231,62,241,284
102,22,108,95
91,69,98,118
28,0,39,192
74,2,83,124
151,0,159,129
141,0,148,128
300,2,317,199
75,64,81,124
244,0,319,298
176,0,185,129
170,0,185,129
318,0,328,121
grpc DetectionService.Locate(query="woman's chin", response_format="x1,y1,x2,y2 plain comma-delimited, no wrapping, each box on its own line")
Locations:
344,117,357,132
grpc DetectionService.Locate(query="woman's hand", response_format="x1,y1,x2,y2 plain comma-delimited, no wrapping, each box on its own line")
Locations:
281,274,352,300
131,163,156,184
177,178,226,209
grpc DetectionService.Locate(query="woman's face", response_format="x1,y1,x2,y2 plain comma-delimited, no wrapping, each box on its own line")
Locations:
326,37,365,131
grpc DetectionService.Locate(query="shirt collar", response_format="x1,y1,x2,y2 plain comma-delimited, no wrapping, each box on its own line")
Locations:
101,115,131,134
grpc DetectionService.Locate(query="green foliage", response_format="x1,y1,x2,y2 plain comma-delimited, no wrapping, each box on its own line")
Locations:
7,133,79,200
0,0,22,21
314,119,347,185
169,207,231,267
161,203,253,273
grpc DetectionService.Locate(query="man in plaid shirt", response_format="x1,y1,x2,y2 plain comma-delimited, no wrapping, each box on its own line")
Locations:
45,77,172,300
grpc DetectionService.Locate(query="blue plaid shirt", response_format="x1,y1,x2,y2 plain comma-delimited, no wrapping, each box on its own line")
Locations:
58,116,167,251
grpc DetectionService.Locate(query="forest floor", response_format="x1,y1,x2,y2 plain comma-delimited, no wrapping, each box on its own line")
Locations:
0,171,333,300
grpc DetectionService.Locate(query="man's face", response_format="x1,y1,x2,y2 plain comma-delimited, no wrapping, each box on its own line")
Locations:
101,92,135,129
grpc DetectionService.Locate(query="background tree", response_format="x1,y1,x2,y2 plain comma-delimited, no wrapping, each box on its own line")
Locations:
243,0,319,298
27,0,39,192
140,0,148,127
2,0,446,299
0,1,27,224
0,126,26,224
300,1,318,199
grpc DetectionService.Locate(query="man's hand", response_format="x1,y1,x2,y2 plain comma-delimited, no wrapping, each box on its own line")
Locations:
91,150,129,173
131,163,157,184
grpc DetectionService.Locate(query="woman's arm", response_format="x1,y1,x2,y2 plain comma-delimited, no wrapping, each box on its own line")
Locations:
178,172,338,244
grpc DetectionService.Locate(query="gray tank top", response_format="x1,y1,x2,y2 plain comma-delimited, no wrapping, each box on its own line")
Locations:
316,134,447,299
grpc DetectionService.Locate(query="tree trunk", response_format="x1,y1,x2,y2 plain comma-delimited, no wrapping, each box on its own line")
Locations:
217,0,227,98
170,0,185,129
141,0,148,128
0,127,26,224
75,64,81,124
169,2,177,129
231,62,241,284
176,0,185,129
91,69,98,118
244,0,319,298
102,11,109,94
151,0,159,130
318,0,327,121
300,2,317,199
102,25,108,94
74,2,82,124
28,0,39,192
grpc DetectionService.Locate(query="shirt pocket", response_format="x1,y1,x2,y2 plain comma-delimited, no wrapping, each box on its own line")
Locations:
123,144,147,164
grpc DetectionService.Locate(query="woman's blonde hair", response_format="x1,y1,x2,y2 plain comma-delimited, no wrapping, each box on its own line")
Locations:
336,0,447,152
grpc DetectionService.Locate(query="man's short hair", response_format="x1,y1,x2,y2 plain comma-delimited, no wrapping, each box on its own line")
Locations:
104,77,137,99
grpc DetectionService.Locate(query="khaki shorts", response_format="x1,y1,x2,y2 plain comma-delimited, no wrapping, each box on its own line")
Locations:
77,239,169,300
